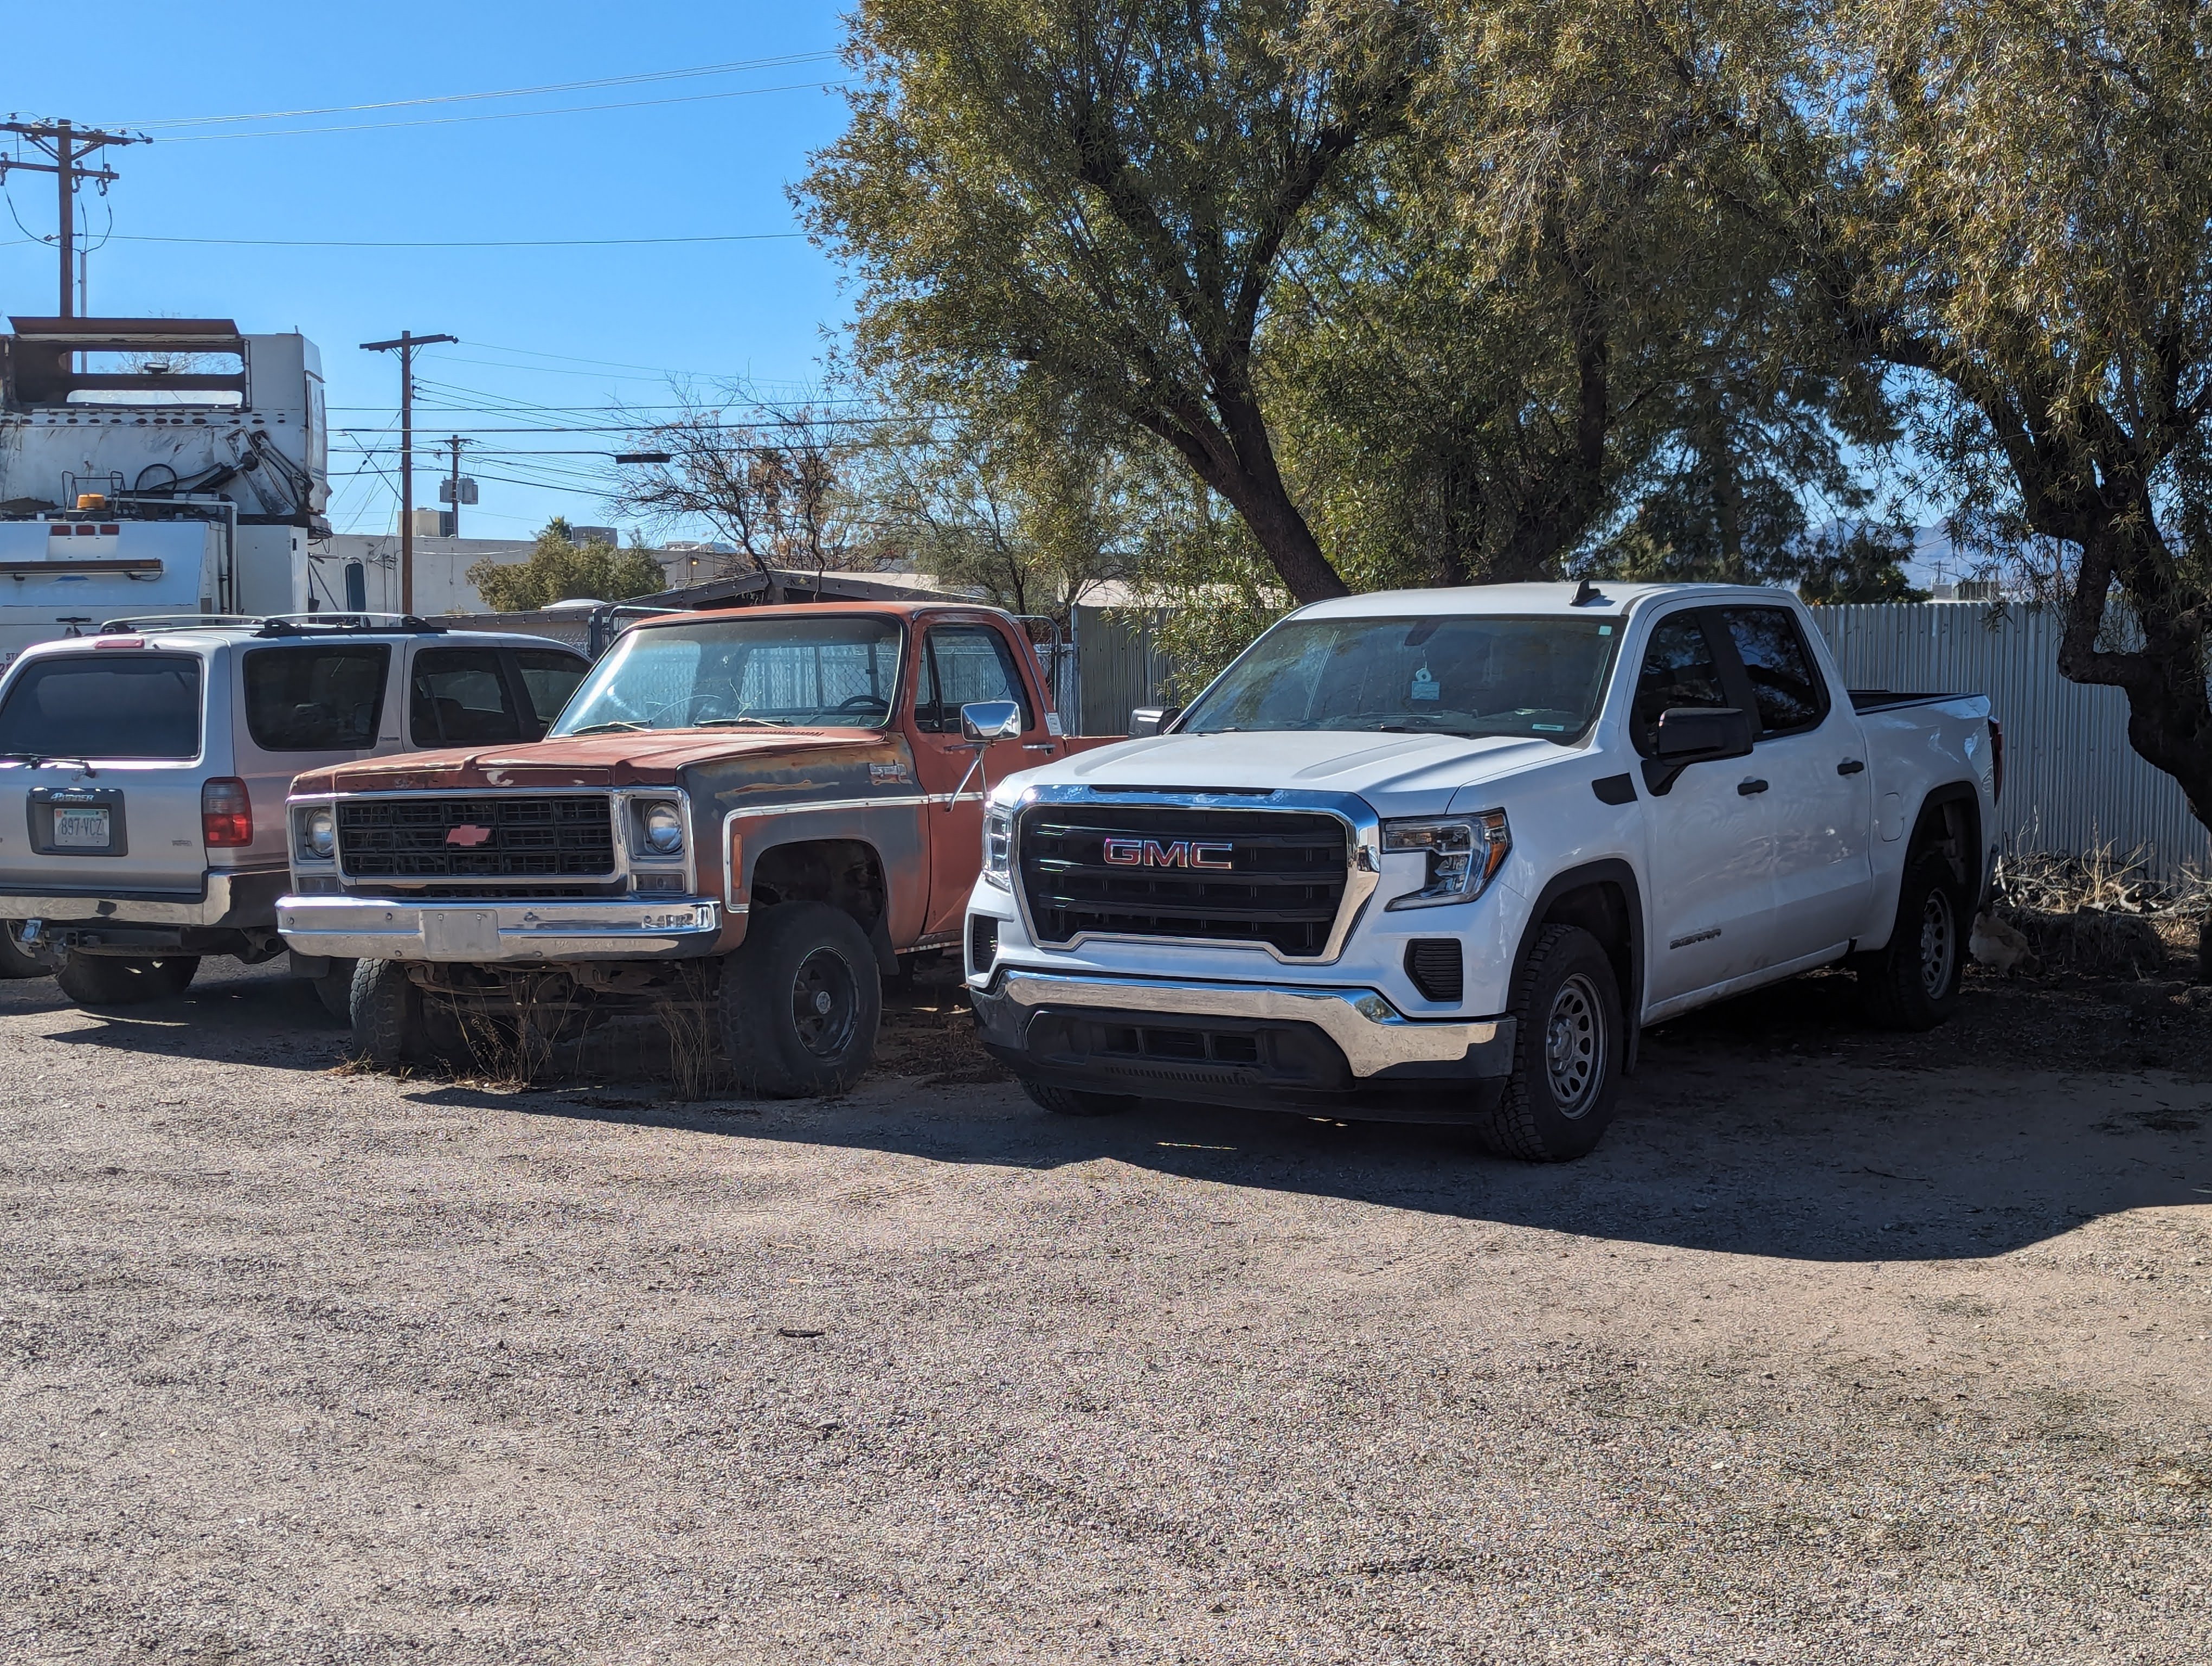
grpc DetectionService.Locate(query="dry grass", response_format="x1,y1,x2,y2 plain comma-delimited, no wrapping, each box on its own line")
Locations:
1990,844,2208,980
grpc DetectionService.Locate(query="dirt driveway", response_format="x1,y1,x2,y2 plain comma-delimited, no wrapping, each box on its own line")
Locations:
2,960,2207,1664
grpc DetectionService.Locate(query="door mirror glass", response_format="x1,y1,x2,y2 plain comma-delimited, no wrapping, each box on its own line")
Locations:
1655,705,1754,761
960,700,1023,741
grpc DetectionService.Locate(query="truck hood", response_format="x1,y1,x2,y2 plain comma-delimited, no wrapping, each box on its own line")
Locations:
1038,729,1574,811
298,728,891,794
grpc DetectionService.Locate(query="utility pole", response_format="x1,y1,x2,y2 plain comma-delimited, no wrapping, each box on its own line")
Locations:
0,118,150,318
443,435,467,539
360,330,456,616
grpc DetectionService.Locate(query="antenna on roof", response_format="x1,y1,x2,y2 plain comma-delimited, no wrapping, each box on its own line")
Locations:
1571,579,1607,606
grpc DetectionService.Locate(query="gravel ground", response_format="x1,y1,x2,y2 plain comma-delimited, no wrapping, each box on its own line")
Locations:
3,957,2208,1664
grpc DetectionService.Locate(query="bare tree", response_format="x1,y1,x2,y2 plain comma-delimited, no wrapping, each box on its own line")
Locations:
608,383,868,581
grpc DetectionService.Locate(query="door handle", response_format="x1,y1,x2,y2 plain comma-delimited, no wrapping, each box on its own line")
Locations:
1836,758,1866,776
1737,778,1769,796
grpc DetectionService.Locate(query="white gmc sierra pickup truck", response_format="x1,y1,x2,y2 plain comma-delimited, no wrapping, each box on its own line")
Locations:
964,582,2001,1161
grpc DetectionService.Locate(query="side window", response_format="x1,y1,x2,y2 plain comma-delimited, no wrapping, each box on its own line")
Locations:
511,650,589,737
1631,612,1731,755
411,648,524,747
1721,607,1828,736
241,645,389,752
916,625,1031,735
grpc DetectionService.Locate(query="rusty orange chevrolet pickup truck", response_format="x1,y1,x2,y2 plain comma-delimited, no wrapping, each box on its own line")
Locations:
276,602,1114,1091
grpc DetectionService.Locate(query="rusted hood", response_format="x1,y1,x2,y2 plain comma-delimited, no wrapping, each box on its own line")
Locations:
296,729,892,794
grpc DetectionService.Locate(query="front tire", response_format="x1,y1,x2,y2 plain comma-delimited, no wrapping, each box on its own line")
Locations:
1021,1081,1139,1117
350,958,424,1069
1858,850,1967,1030
312,960,358,1022
717,903,882,1097
1473,924,1623,1162
55,952,200,1009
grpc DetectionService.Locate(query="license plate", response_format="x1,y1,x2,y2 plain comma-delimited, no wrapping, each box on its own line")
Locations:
422,909,500,958
52,808,110,849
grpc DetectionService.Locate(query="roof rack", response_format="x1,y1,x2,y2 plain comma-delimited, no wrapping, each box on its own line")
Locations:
96,614,264,635
251,613,449,637
92,612,452,638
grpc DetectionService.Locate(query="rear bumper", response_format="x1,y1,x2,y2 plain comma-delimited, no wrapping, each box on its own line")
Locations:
971,966,1516,1121
0,867,287,931
275,893,725,962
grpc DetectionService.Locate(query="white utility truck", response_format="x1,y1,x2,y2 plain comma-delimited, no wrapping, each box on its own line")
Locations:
0,315,373,670
964,582,2001,1160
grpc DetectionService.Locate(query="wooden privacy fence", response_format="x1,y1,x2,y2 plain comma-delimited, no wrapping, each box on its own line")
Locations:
1073,600,2212,879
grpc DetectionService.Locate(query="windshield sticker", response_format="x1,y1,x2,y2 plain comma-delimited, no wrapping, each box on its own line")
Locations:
1410,664,1440,702
1598,625,1613,636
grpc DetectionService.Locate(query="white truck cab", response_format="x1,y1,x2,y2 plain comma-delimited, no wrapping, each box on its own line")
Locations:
965,582,2002,1159
0,617,588,1009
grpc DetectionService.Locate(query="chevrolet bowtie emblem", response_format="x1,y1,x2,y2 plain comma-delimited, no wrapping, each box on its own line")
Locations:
445,824,494,847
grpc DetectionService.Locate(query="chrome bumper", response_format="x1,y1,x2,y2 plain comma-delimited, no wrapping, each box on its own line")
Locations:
0,867,287,929
987,967,1512,1079
275,894,725,962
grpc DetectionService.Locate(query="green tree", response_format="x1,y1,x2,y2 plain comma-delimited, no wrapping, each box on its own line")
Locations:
467,520,668,613
1645,0,2212,828
800,0,1425,605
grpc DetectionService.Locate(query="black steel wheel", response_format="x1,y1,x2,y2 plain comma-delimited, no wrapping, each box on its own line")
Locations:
718,902,882,1097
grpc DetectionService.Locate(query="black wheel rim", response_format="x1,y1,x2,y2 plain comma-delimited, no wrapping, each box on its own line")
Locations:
1918,887,1957,997
790,947,859,1058
1544,972,1605,1118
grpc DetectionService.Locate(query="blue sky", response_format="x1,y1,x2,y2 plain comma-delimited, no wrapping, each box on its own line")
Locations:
1,1,854,543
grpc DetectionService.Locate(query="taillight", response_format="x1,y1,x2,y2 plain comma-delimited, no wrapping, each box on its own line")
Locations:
202,777,252,847
1989,718,2004,804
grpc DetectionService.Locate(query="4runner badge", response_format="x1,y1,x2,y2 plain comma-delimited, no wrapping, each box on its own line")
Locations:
445,824,494,847
1102,837,1233,870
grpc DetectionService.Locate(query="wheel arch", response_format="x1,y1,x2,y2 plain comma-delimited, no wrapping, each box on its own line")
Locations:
744,835,897,974
1507,858,1645,1072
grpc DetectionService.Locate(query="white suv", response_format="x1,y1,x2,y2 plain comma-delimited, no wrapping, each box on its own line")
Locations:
0,616,589,1010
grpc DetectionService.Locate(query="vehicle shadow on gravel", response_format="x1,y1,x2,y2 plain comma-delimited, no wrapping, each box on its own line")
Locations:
406,964,2210,1267
11,958,349,1072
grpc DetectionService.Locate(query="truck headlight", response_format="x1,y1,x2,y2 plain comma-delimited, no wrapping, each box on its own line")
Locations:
982,803,1012,889
1382,810,1510,910
299,807,336,860
639,802,685,857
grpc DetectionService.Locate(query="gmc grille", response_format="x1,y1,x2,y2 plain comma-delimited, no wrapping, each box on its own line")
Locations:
337,795,616,881
1018,805,1349,958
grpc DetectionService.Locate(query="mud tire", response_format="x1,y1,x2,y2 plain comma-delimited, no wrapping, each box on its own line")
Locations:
717,902,882,1098
350,958,425,1070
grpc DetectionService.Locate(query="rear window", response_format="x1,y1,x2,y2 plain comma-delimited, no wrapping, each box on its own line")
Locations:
0,654,203,760
411,648,524,747
513,650,588,733
242,644,390,752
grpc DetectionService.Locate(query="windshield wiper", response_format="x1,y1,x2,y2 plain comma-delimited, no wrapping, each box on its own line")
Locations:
695,715,786,728
565,720,648,736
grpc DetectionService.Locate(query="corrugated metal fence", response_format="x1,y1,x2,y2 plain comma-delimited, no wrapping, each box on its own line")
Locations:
1074,600,2212,877
1808,603,2210,878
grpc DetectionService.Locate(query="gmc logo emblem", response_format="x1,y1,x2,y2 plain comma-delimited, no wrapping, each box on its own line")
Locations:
445,824,494,848
1102,837,1233,869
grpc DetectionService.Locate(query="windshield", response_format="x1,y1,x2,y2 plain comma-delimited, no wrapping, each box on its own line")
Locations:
551,615,904,735
1179,614,1622,742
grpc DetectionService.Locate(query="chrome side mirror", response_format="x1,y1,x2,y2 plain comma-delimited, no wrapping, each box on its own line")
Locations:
960,700,1023,741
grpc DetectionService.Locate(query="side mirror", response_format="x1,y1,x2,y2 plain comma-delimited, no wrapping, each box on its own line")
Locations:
1129,705,1183,738
1644,706,1754,795
960,700,1023,741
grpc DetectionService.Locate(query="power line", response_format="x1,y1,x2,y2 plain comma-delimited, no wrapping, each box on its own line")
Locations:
94,230,803,248
149,80,845,143
112,52,840,129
